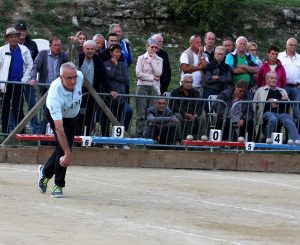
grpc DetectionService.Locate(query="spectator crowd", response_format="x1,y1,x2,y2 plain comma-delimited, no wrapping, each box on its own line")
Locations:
1,22,300,145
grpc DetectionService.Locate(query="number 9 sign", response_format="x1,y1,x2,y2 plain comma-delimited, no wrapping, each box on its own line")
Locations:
112,126,125,138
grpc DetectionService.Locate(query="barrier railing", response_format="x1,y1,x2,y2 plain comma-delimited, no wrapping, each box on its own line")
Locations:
0,80,49,138
4,80,300,152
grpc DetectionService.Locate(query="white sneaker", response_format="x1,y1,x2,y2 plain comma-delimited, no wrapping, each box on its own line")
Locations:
103,145,110,149
123,145,130,150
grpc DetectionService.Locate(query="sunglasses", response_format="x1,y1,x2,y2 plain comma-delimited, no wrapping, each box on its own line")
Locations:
150,46,158,49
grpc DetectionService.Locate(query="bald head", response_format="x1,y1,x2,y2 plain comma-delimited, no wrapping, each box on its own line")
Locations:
204,32,216,49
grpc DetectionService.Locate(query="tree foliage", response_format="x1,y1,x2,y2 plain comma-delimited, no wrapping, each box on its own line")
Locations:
166,0,246,36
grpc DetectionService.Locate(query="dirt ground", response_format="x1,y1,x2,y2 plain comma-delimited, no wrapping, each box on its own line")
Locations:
0,163,299,245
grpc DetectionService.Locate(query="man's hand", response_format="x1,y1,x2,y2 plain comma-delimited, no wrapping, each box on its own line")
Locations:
110,91,118,99
171,115,179,122
29,80,37,86
60,151,72,167
239,119,245,127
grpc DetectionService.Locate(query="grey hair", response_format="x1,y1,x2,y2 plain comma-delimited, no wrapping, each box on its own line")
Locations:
146,37,158,46
152,33,163,41
60,62,77,75
266,71,278,80
93,34,104,41
83,40,96,48
236,36,248,45
109,23,120,33
181,73,193,82
189,34,201,44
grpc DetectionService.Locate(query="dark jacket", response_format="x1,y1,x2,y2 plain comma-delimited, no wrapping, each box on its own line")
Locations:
79,53,112,93
157,49,171,94
203,59,233,91
30,49,68,94
146,105,174,125
104,59,129,105
170,86,203,116
213,88,254,121
24,36,39,60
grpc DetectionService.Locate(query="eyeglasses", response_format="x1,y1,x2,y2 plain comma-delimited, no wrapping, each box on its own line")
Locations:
150,46,158,49
288,44,297,47
62,75,78,81
249,49,257,51
215,53,225,56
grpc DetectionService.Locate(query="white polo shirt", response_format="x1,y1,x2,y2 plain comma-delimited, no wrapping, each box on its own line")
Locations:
46,71,83,120
278,51,300,85
180,52,209,88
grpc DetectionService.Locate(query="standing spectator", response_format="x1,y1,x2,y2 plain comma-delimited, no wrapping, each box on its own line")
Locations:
78,40,117,136
30,36,68,134
144,98,181,145
254,71,299,141
203,46,233,102
204,32,216,62
170,74,207,139
67,31,88,64
257,45,286,88
37,63,83,197
225,36,257,89
102,44,132,136
101,33,124,62
278,38,300,121
0,27,33,133
247,41,263,68
14,22,40,133
152,33,171,95
222,37,234,55
108,23,133,68
180,35,209,93
135,37,163,137
213,80,255,141
93,34,105,56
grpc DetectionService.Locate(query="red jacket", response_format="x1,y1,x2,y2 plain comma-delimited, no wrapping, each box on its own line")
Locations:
257,59,286,88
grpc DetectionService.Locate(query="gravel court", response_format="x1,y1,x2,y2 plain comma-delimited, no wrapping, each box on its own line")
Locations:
0,163,299,245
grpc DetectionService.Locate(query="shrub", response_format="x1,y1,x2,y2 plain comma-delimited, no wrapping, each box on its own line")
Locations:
166,0,246,36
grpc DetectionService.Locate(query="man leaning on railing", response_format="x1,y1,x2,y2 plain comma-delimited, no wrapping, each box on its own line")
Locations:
0,27,33,134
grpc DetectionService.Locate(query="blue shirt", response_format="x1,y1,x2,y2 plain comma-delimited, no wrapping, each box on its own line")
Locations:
47,50,60,84
46,71,83,120
8,46,23,82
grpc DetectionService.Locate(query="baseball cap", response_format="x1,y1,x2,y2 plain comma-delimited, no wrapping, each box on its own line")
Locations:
15,23,27,30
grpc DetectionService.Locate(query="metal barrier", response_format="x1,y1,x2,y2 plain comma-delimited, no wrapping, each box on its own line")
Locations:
229,100,300,144
0,80,49,138
76,93,228,147
8,83,300,152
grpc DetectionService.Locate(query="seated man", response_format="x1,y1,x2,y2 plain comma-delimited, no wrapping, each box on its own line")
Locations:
254,71,300,141
144,98,181,145
170,74,207,139
213,80,255,141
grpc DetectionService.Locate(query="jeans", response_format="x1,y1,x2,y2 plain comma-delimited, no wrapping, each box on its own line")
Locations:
263,111,300,140
285,86,300,121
